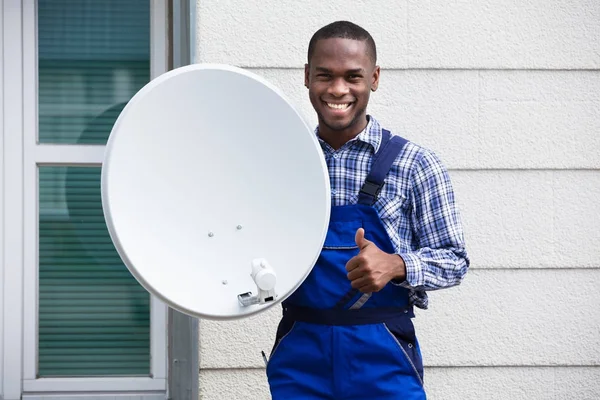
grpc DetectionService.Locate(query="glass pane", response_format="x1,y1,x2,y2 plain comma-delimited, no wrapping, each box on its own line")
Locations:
38,166,151,377
38,0,150,144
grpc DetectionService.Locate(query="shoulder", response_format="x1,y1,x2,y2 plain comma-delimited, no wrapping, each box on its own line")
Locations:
389,134,448,180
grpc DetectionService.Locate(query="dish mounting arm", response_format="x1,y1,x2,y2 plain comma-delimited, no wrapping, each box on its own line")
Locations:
237,258,277,307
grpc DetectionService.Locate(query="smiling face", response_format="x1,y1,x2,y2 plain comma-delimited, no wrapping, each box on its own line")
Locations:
305,37,380,148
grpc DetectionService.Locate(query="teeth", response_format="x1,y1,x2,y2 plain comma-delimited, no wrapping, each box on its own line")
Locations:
327,103,350,110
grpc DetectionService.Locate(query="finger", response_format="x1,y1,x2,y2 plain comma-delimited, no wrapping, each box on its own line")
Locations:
350,274,372,290
346,266,364,281
359,284,380,293
355,283,374,293
351,276,382,293
345,255,361,272
355,228,370,250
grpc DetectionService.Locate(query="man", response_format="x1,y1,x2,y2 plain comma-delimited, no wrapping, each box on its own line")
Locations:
265,21,469,400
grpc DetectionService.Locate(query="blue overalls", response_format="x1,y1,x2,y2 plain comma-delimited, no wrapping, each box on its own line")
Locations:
266,130,427,400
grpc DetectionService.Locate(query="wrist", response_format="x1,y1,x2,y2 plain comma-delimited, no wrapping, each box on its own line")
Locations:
390,254,407,281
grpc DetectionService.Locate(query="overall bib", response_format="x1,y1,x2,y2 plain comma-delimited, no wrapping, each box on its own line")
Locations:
266,130,427,400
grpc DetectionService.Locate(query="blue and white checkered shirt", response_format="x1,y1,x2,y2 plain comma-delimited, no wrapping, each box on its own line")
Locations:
315,115,469,310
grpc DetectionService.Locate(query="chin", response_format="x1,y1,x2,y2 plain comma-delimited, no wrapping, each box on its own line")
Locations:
326,120,350,130
319,114,352,130
329,116,362,132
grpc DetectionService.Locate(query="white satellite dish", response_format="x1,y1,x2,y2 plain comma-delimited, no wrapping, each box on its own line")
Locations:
101,64,331,320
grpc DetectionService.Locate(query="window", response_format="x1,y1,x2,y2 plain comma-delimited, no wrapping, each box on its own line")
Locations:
38,166,151,377
19,0,168,395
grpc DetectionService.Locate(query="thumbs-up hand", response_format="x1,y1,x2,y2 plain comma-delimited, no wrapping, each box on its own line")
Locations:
345,228,407,293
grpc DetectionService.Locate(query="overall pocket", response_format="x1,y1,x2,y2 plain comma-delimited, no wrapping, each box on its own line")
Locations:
322,219,362,250
383,318,424,386
320,219,363,308
267,317,297,365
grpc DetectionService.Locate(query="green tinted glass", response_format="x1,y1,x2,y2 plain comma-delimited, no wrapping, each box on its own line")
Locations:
38,167,151,377
38,0,150,144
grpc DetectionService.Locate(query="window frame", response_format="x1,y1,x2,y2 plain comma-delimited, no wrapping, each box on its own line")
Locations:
0,0,4,395
17,0,169,395
0,0,22,399
2,1,26,398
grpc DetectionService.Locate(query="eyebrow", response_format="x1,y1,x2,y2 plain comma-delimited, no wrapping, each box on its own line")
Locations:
315,67,366,74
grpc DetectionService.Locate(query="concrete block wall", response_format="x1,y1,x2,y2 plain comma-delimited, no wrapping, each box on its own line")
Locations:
194,1,600,398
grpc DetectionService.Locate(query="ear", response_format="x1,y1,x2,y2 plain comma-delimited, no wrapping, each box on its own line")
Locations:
371,65,380,92
304,63,310,88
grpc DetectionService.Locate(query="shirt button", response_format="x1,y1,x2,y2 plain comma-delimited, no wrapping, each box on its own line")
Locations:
333,154,339,159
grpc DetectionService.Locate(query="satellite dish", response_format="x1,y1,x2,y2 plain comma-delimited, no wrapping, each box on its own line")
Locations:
101,64,331,320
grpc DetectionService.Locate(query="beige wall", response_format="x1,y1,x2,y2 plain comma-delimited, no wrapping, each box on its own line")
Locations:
194,1,600,398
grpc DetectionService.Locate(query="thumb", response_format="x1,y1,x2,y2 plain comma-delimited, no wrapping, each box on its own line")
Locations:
355,228,371,250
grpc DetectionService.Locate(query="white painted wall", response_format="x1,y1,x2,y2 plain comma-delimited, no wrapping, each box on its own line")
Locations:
194,1,600,399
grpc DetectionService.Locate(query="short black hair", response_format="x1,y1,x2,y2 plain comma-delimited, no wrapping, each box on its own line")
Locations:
307,21,377,65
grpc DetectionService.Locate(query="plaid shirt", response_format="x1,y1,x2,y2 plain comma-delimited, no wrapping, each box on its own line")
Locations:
316,115,469,310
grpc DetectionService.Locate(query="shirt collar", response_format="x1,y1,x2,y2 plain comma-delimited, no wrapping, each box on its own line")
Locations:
356,115,383,153
315,115,384,153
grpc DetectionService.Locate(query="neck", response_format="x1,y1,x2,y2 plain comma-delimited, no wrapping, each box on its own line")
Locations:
319,115,369,150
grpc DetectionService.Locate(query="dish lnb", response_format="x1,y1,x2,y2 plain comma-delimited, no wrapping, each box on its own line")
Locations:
238,258,277,307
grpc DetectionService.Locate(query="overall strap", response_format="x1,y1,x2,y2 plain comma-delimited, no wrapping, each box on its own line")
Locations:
357,129,408,206
333,129,409,310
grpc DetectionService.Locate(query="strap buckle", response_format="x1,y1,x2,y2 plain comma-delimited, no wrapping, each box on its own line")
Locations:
359,180,382,197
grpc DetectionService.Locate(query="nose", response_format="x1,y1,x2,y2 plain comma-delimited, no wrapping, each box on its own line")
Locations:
327,77,349,97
